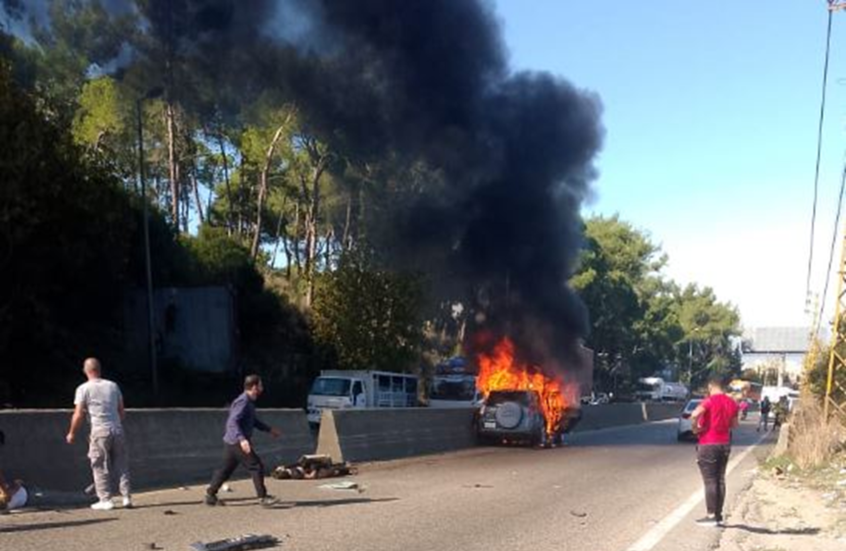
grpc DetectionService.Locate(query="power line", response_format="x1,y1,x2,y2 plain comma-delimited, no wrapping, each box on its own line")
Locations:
806,7,835,305
816,159,846,336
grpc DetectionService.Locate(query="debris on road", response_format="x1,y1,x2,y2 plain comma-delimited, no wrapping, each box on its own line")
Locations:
461,483,493,489
188,534,279,551
569,510,588,518
318,481,359,491
163,509,178,515
221,484,233,493
272,454,355,481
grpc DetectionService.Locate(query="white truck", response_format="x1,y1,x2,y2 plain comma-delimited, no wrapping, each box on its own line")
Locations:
428,358,483,408
635,377,688,402
306,370,420,425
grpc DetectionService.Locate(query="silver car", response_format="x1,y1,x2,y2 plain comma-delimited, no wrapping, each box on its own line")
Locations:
677,399,702,441
477,390,581,447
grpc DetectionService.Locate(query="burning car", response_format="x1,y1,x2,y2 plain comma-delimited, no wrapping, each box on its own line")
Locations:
477,389,580,446
474,337,585,447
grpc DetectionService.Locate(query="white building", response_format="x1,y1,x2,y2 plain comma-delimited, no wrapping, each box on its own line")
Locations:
741,327,809,386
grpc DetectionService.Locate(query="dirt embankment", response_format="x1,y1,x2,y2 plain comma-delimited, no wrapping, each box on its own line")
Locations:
718,455,846,551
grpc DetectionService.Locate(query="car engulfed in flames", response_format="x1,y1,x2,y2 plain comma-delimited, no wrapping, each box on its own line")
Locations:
475,337,582,447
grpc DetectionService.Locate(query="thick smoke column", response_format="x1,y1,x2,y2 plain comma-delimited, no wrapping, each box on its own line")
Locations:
6,0,604,363
286,1,604,362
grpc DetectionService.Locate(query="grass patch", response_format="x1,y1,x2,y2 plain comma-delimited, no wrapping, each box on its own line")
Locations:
788,399,844,470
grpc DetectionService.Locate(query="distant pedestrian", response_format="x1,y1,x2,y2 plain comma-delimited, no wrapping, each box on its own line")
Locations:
66,358,132,511
757,397,771,432
738,399,749,420
772,396,789,430
205,375,281,507
690,376,739,527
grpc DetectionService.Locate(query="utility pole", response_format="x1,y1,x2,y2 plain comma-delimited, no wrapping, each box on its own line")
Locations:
821,1,846,421
137,87,164,403
824,233,846,420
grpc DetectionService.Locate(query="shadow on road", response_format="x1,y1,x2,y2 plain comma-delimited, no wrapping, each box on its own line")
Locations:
724,523,820,536
128,496,256,510
228,497,400,509
0,518,118,533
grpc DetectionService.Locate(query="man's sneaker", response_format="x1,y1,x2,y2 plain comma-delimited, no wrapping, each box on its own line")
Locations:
204,493,223,506
122,496,133,509
259,495,279,507
91,500,115,511
695,515,718,527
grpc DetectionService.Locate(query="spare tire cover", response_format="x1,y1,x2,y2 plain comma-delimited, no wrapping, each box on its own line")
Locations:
495,402,523,429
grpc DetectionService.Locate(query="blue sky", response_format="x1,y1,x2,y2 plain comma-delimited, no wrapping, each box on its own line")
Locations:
495,0,846,329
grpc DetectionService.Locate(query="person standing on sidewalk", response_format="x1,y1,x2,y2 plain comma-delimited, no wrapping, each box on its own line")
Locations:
205,375,281,507
66,358,132,511
690,376,739,527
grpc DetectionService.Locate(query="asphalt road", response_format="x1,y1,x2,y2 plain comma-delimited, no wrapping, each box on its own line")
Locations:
1,418,772,551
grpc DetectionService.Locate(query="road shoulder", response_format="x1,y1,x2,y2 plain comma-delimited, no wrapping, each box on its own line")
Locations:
716,453,846,551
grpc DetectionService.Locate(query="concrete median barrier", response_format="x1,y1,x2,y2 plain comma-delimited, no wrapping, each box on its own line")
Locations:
644,402,684,422
316,407,477,463
0,409,314,493
574,402,684,432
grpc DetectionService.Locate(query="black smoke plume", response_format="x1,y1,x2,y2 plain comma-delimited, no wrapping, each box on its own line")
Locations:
6,0,604,363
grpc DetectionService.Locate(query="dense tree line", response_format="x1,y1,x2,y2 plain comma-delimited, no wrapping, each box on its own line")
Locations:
0,2,741,406
573,216,741,393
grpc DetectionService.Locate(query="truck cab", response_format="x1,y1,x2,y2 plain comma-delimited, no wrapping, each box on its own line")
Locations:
306,370,419,425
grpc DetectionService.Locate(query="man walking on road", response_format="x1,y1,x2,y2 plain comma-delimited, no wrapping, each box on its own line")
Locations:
691,376,739,527
205,375,281,507
66,358,132,511
757,396,771,432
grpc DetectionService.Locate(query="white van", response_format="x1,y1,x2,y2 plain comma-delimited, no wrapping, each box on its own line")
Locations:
429,373,483,408
306,370,419,425
428,357,482,408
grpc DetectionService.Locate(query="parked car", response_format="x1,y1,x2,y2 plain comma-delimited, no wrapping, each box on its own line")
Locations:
677,399,702,441
477,390,581,447
580,391,610,406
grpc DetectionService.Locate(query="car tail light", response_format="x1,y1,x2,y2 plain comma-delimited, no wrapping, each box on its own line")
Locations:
681,413,691,419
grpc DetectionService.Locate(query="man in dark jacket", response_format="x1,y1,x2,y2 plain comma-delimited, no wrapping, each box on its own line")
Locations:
205,375,281,506
757,396,771,432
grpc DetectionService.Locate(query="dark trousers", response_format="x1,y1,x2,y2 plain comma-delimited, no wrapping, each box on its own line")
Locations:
207,443,267,498
697,444,731,519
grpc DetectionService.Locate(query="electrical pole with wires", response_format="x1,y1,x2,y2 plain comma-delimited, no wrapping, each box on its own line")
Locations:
821,1,846,421
823,220,846,420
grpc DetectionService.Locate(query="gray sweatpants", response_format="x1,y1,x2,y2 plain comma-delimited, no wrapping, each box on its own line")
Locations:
88,431,131,501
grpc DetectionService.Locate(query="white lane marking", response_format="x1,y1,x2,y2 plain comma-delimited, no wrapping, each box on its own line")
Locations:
625,433,768,551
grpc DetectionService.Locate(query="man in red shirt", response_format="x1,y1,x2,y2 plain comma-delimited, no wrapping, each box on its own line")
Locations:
690,376,739,527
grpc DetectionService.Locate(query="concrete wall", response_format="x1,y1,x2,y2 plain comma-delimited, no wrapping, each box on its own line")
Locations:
0,409,314,492
572,402,682,433
125,286,236,373
317,403,684,464
316,408,477,463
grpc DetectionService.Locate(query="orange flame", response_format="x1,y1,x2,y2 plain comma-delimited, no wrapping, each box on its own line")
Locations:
475,337,566,436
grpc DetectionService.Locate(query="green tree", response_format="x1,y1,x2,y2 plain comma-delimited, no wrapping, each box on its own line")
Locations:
71,75,136,179
675,284,741,386
311,263,425,373
572,215,741,391
0,57,138,403
571,215,668,387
